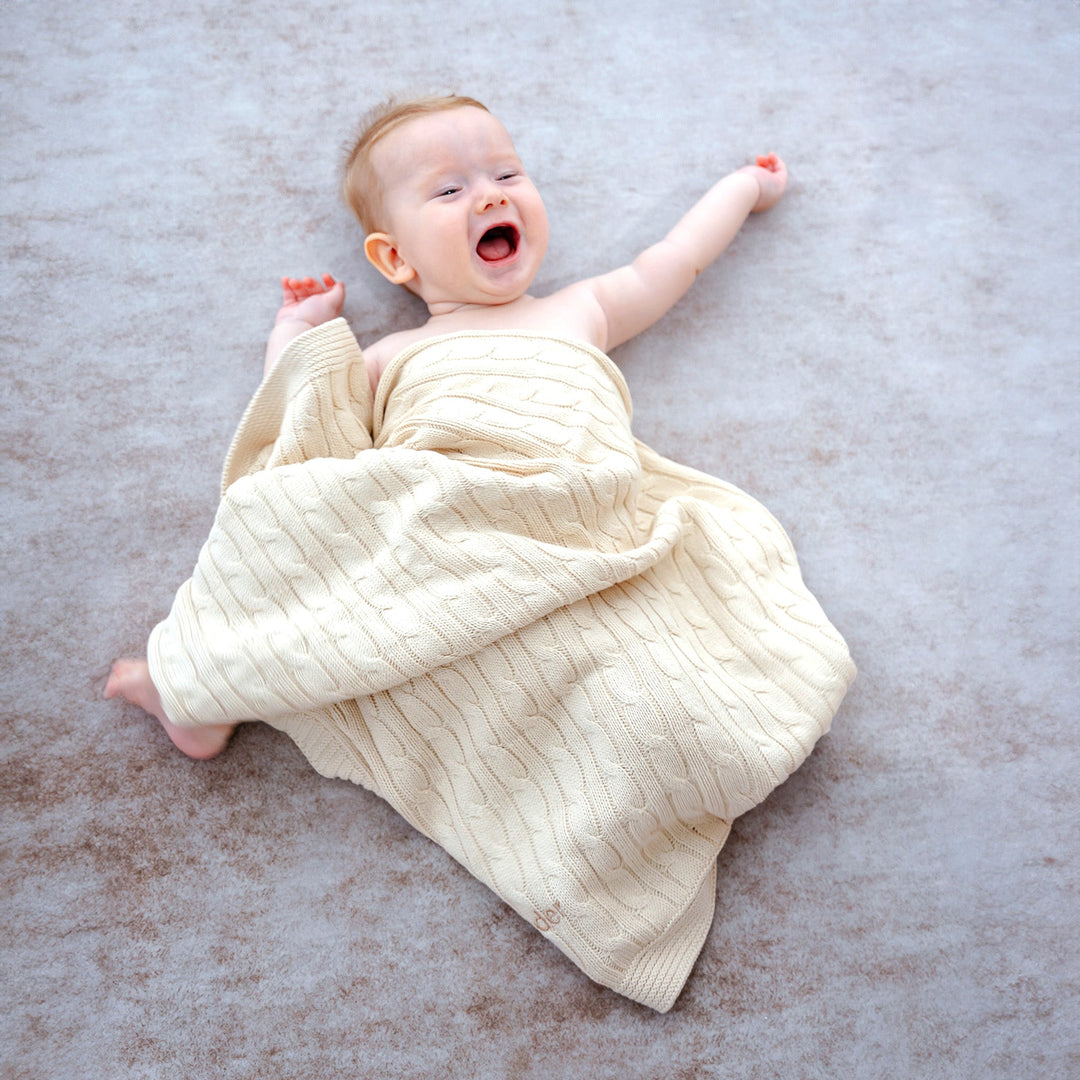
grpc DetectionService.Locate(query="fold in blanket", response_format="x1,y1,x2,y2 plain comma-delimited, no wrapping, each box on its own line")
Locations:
148,319,855,1011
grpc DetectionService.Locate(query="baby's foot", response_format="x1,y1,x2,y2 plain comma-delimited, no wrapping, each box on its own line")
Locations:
105,658,234,760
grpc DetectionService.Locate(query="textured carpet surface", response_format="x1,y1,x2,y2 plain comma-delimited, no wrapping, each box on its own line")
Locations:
2,2,1077,1078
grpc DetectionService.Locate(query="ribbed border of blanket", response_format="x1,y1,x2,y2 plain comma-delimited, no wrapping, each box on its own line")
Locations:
617,858,721,1012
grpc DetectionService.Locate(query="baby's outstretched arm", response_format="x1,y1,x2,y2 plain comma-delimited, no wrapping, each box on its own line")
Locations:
264,273,345,375
585,155,788,351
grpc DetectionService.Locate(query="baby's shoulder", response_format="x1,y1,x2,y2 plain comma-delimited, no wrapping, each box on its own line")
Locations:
360,327,428,386
362,328,410,367
513,283,607,349
352,329,403,397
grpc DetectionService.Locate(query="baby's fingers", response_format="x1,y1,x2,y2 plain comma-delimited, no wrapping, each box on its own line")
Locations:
284,276,312,297
284,274,337,295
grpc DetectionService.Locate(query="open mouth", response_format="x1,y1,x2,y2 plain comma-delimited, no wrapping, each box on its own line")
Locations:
476,224,519,262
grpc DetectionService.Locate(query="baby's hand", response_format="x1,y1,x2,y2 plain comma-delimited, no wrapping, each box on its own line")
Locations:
276,273,345,327
739,154,788,213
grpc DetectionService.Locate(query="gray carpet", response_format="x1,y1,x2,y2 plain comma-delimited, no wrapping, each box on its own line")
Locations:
3,2,1077,1077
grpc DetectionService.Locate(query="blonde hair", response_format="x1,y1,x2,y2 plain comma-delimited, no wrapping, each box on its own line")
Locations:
341,94,490,234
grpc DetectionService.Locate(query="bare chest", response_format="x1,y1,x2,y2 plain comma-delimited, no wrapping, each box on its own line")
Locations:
362,287,605,390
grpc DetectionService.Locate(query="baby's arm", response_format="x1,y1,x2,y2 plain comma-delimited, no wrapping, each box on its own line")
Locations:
585,155,787,351
264,273,345,375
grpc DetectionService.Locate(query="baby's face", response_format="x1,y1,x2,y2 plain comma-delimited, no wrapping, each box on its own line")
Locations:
368,107,549,308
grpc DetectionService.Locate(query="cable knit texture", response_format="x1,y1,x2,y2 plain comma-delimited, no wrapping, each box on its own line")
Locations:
148,319,855,1011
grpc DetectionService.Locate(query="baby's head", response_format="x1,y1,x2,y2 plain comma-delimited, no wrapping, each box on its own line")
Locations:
342,95,549,309
342,95,489,234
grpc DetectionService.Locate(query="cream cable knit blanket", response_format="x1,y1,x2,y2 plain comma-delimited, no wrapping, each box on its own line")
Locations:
148,319,855,1011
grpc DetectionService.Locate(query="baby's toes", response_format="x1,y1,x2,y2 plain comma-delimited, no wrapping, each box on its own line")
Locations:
104,659,134,699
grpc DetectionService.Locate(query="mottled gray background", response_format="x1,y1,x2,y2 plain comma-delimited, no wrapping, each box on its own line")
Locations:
2,2,1077,1077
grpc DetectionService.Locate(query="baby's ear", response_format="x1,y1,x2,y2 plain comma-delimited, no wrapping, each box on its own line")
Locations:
364,233,416,286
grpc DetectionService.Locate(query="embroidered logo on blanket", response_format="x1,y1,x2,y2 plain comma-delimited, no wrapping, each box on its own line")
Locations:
532,900,564,932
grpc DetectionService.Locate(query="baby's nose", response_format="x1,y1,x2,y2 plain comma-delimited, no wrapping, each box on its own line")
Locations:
475,181,509,213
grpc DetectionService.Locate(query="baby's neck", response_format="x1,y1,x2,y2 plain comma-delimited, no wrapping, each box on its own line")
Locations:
423,294,537,328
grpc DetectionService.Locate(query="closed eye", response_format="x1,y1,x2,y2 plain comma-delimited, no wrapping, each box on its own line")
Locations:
436,186,460,198
497,172,518,181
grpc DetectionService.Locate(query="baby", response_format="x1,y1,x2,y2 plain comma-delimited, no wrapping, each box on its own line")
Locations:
106,95,852,1012
106,94,786,753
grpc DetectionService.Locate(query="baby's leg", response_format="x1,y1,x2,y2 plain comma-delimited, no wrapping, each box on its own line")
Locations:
105,658,235,760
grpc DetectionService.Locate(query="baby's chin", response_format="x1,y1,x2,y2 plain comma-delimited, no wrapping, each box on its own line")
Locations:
416,248,545,309
473,250,542,293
